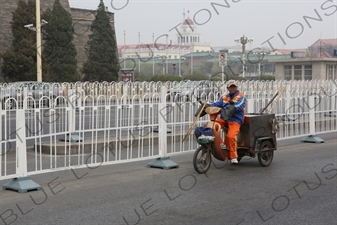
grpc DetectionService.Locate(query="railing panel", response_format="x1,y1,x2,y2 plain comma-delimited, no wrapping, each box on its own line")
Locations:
1,80,337,181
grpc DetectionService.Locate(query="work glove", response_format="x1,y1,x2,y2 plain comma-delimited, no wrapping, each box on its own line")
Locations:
221,105,235,120
195,103,210,117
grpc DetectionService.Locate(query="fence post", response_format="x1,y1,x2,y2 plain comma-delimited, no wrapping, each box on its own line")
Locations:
2,109,41,193
332,84,337,117
60,89,82,142
285,84,291,113
23,86,28,110
122,83,129,108
324,82,337,117
147,86,179,169
300,95,324,143
246,99,254,114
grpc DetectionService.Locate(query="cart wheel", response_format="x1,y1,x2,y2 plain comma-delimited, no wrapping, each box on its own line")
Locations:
193,145,212,174
237,156,243,162
258,141,274,167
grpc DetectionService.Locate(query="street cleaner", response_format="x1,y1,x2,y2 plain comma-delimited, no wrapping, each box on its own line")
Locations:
208,80,246,164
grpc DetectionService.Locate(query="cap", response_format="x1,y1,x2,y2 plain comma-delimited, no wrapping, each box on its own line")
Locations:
226,80,238,88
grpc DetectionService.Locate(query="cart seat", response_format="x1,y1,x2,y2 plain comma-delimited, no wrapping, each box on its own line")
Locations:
205,107,221,115
205,107,222,121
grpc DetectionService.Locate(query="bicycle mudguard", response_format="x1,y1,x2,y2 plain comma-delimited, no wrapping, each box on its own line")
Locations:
211,121,228,161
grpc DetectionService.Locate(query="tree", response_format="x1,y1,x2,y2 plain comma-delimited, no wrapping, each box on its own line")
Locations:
184,74,210,81
306,46,318,58
151,75,182,82
82,0,120,82
1,0,49,81
198,57,214,74
43,0,79,82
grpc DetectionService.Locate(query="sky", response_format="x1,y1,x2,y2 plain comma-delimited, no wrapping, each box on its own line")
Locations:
69,0,337,50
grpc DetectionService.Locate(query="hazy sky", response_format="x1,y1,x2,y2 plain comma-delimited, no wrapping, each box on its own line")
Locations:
69,0,337,50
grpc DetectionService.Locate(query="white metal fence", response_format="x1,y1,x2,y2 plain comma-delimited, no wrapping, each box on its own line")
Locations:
0,80,336,182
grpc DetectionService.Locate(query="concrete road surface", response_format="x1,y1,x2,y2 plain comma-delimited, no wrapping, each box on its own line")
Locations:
0,132,336,225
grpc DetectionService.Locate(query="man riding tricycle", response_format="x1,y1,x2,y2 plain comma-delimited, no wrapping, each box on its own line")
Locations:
189,80,279,174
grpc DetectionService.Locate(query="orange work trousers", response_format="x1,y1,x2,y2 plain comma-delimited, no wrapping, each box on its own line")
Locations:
225,121,241,160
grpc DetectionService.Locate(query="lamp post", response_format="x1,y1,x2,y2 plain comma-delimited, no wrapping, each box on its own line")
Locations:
160,56,166,74
234,35,253,78
36,0,42,82
138,32,140,76
152,33,154,76
191,43,193,75
165,35,168,75
178,37,181,77
123,30,126,69
24,0,47,82
255,51,265,80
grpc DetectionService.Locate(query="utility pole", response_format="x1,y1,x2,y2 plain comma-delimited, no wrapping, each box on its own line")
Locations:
24,0,47,82
219,50,227,82
165,35,168,74
36,0,42,82
123,31,126,69
191,43,193,75
255,51,265,80
138,32,140,77
234,35,253,78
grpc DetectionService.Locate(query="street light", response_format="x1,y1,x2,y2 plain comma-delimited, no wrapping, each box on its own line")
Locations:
24,24,35,30
254,51,265,80
235,35,253,78
172,64,176,75
159,56,166,74
191,43,194,75
138,32,140,76
36,0,42,82
178,36,181,77
152,33,154,76
123,30,126,69
23,0,47,82
165,35,169,75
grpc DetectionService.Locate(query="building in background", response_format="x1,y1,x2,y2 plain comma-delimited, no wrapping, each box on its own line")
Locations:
271,58,337,80
310,38,337,58
270,38,337,80
118,10,213,63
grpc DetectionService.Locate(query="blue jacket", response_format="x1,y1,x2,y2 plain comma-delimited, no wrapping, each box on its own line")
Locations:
210,90,246,125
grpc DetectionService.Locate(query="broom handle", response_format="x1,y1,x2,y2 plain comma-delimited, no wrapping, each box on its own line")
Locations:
268,84,287,114
259,92,279,115
182,101,207,143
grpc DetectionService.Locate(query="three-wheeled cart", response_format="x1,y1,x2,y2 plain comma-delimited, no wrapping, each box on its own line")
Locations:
236,113,278,166
192,110,279,173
